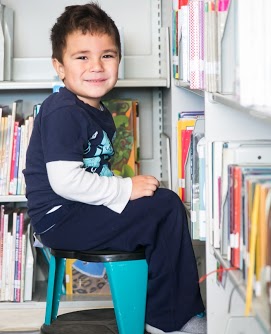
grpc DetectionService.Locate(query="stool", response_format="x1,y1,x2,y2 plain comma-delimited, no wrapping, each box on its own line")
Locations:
41,247,148,334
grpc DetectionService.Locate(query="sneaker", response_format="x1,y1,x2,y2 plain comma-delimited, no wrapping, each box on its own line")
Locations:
145,323,180,334
179,312,207,334
146,312,207,334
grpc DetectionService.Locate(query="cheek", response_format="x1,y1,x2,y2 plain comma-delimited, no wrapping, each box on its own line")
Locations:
110,65,119,77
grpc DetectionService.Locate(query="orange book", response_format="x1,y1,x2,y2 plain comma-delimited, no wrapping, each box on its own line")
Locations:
181,129,193,201
177,118,196,199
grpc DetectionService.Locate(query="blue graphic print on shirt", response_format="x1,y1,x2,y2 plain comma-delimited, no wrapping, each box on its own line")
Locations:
83,130,114,176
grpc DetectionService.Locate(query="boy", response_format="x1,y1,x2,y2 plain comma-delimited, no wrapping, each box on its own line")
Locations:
23,3,206,334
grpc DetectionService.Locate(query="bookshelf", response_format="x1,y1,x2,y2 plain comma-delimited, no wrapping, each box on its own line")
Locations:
0,0,170,331
167,1,271,333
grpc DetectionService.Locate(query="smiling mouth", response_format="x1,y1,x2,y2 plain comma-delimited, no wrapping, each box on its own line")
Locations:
86,79,106,83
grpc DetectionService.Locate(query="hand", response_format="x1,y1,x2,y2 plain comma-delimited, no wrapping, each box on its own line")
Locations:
130,175,160,200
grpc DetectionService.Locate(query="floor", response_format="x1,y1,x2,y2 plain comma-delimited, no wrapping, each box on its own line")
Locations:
0,332,40,334
0,309,148,334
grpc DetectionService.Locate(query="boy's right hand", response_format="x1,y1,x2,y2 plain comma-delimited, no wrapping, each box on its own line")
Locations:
130,175,160,200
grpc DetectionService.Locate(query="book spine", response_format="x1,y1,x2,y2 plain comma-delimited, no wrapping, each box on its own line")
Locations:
15,212,24,302
13,213,20,301
1,212,9,301
20,233,26,302
0,205,4,295
9,121,18,195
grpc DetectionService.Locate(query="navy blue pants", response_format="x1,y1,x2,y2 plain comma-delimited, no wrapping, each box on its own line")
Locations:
38,188,204,332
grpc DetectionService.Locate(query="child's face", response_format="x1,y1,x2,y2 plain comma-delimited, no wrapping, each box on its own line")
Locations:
53,31,120,109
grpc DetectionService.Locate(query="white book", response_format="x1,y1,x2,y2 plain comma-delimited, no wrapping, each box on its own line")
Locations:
9,211,17,301
20,233,26,302
4,231,11,301
1,115,12,195
198,137,206,241
23,223,34,301
0,211,8,301
180,5,189,82
212,141,224,248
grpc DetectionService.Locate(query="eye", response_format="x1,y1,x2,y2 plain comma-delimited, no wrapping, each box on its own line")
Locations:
103,54,116,59
77,56,87,60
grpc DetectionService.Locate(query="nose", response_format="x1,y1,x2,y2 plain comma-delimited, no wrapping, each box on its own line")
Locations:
88,58,103,72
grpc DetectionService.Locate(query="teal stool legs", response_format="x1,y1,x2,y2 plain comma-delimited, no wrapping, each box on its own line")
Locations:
44,255,66,325
105,259,148,334
43,248,148,334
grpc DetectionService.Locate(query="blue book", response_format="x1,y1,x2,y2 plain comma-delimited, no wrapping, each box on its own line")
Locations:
72,260,106,278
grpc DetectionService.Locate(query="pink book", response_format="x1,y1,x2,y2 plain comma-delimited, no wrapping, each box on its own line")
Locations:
9,121,19,195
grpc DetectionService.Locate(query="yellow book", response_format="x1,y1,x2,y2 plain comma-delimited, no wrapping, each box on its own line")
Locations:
65,258,76,295
254,181,271,297
245,183,260,315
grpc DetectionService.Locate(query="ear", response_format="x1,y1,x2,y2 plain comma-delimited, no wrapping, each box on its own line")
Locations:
52,58,65,81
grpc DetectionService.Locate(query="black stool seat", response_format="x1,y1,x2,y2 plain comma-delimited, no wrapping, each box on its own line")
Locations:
51,247,146,262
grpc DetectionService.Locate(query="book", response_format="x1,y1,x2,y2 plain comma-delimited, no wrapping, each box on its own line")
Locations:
265,188,271,321
218,0,234,94
65,259,110,296
23,223,34,301
198,136,206,240
177,116,197,199
188,0,205,89
178,2,189,82
0,205,4,295
211,141,224,248
2,208,14,301
14,211,25,301
161,133,172,190
255,182,271,297
10,126,21,195
9,121,19,195
102,99,138,177
245,183,260,315
182,128,193,202
0,115,12,195
20,233,26,302
211,140,271,254
190,117,205,239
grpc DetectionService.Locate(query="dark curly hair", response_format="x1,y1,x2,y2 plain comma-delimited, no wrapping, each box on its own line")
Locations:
50,2,121,63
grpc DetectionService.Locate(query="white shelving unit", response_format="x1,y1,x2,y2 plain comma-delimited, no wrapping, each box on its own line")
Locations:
0,0,170,331
164,0,271,333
